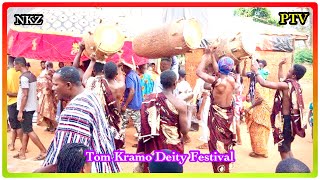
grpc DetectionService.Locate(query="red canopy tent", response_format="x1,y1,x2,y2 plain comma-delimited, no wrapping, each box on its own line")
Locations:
7,28,148,66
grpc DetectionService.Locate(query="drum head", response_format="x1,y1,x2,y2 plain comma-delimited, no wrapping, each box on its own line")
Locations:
93,24,125,55
183,19,203,49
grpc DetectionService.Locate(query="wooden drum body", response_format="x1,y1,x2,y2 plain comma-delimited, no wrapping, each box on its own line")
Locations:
82,24,125,62
133,19,203,59
213,32,257,65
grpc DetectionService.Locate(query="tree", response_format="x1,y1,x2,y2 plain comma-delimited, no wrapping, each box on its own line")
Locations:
234,8,279,26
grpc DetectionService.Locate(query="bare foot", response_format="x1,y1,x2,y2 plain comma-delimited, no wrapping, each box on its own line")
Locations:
237,141,242,145
183,136,191,143
19,148,29,153
8,144,15,151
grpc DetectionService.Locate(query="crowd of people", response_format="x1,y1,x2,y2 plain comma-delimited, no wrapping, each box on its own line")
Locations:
6,41,311,173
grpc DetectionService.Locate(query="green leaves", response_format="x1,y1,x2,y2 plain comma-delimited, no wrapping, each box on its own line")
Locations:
294,48,313,64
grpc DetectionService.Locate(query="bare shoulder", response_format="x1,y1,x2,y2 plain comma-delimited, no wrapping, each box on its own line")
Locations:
173,97,187,112
116,81,125,92
227,76,236,83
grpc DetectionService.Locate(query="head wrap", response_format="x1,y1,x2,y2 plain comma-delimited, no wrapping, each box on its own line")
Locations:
218,57,234,75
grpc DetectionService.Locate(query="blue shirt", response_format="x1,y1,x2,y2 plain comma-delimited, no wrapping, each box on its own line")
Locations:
123,70,143,110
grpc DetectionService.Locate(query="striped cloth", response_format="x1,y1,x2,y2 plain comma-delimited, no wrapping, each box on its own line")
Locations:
42,90,121,173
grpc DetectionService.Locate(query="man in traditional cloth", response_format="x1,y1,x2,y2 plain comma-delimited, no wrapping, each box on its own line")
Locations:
82,56,125,150
136,70,188,173
196,50,236,173
37,62,57,132
41,66,120,173
251,58,307,160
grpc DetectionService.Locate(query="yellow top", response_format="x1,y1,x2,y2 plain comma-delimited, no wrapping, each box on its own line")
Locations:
7,68,21,105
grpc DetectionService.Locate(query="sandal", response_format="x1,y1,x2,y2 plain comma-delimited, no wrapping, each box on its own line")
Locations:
13,153,26,160
8,144,15,151
132,144,138,148
196,143,209,149
249,152,260,158
34,153,47,161
49,128,56,132
249,152,268,158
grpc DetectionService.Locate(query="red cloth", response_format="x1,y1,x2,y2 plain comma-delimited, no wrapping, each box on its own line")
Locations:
208,93,235,173
137,93,184,173
270,79,305,145
137,93,184,154
8,28,148,64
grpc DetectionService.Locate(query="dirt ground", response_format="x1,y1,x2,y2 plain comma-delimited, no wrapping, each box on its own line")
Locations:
6,64,315,174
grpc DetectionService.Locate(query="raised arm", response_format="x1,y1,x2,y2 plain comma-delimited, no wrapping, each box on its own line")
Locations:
73,42,85,68
196,54,217,84
197,91,208,120
171,56,179,79
82,55,96,85
241,59,248,77
278,58,287,81
205,47,219,74
251,62,288,90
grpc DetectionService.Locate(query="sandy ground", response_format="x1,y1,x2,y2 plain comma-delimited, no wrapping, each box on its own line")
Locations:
6,122,314,173
6,64,315,174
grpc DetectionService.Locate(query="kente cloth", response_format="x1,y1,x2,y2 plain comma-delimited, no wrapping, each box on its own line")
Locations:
270,79,305,145
43,90,121,173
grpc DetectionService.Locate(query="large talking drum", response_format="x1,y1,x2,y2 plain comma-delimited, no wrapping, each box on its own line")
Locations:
212,32,257,65
133,18,203,59
82,24,125,62
82,32,105,61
